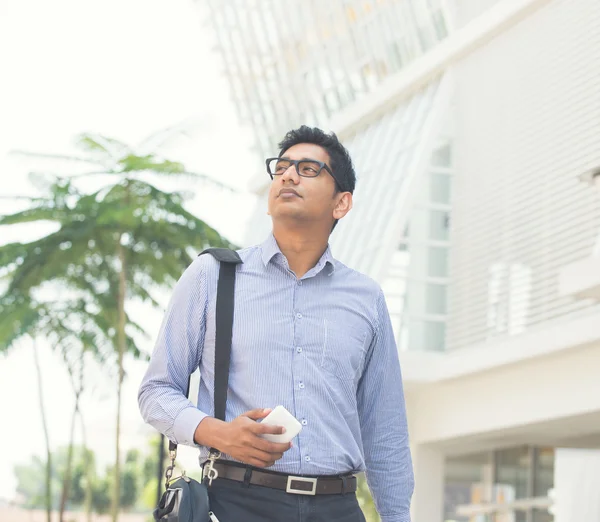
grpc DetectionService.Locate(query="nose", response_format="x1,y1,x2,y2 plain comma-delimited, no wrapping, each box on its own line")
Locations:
280,163,299,184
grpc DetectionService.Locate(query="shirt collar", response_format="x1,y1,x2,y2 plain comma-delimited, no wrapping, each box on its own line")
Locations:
260,233,336,276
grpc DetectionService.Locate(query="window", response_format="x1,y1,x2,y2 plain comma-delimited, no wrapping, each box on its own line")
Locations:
407,318,446,351
534,448,555,497
430,209,450,241
447,447,555,522
431,143,452,167
495,446,530,501
444,451,491,521
431,172,452,203
427,246,449,277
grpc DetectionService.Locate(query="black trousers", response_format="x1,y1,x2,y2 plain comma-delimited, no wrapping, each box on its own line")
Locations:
208,477,367,522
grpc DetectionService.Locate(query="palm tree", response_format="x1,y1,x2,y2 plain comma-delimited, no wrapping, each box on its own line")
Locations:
0,294,54,522
0,128,237,522
0,292,123,522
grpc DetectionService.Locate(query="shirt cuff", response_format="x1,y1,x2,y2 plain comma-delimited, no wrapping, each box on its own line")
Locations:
379,513,411,522
172,407,208,446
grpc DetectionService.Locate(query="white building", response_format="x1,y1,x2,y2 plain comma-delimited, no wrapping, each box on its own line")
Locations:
206,0,600,521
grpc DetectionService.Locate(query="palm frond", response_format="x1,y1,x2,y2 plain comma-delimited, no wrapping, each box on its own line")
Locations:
118,155,185,174
136,122,196,155
2,125,238,369
11,150,105,166
0,205,68,227
76,133,131,159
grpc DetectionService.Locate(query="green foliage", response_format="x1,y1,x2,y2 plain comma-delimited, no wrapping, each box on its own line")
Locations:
2,129,237,520
13,439,165,513
14,446,94,511
1,130,236,356
140,478,159,511
14,455,55,509
356,473,381,522
91,476,111,515
120,448,143,510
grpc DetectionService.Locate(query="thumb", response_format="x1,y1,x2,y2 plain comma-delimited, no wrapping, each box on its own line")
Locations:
242,408,272,421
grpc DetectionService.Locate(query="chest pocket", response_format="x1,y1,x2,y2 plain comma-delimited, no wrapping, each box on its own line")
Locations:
320,318,369,382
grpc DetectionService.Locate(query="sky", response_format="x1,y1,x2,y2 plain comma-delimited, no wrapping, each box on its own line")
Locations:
0,0,263,498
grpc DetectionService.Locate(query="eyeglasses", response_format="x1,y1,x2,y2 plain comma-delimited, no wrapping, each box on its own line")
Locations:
266,157,340,189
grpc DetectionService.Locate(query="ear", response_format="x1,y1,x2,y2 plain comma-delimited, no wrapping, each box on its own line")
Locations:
333,192,353,221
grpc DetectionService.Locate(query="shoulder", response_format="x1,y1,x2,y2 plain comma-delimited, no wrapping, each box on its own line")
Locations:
186,244,262,278
236,243,262,265
331,259,383,298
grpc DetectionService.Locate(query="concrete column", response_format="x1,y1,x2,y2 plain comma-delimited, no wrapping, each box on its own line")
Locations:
410,444,445,522
554,449,600,522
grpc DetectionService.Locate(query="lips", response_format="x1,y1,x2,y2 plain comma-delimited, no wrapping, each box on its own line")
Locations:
278,189,301,198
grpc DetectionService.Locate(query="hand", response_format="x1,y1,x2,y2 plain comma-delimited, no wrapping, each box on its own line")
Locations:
194,408,292,468
221,408,292,468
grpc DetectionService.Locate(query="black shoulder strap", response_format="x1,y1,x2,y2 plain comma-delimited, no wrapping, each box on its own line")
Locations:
168,248,243,454
200,248,242,422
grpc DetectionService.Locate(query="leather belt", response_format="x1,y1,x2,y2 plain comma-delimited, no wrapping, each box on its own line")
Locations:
208,461,357,496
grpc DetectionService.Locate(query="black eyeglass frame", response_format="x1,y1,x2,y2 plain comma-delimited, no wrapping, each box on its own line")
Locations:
265,157,342,190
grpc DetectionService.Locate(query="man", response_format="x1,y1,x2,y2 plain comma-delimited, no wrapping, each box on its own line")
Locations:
139,126,414,521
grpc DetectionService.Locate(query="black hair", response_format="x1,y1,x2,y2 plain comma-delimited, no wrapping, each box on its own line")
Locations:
278,125,356,195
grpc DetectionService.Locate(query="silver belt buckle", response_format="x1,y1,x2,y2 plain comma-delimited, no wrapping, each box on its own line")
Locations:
286,476,317,496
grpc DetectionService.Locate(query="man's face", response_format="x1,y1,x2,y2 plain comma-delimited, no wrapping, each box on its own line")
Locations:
267,143,351,228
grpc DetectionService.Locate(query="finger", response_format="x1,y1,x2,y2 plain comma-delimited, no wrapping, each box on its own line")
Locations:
242,408,272,421
252,422,286,435
248,449,284,462
251,438,292,454
246,457,274,468
243,451,275,467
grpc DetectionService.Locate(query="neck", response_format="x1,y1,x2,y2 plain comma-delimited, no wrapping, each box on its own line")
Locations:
272,223,330,278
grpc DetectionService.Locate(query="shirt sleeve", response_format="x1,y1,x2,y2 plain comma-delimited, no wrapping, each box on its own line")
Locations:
357,288,415,522
138,255,211,446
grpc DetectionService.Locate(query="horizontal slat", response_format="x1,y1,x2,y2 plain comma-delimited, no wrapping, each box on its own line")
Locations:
446,0,600,351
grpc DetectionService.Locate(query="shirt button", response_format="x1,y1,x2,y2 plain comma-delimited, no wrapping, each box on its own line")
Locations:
304,456,311,462
297,280,303,286
301,419,308,426
299,382,305,389
296,313,303,319
296,347,303,353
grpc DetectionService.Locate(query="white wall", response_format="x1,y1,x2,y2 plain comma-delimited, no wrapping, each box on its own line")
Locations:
407,341,600,450
448,0,600,351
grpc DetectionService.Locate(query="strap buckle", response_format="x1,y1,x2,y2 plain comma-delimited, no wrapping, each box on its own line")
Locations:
286,476,317,496
203,451,221,486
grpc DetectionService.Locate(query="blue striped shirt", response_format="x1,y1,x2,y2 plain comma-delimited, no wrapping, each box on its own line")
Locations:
138,234,414,521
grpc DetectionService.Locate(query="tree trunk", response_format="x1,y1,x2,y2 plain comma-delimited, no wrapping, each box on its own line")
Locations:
111,239,127,522
157,434,165,506
79,411,93,522
58,398,78,522
59,351,83,522
33,338,52,522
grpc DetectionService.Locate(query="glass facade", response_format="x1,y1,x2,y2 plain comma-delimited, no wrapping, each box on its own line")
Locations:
495,446,530,501
206,0,454,351
393,139,452,351
329,81,442,278
206,0,451,156
445,447,555,522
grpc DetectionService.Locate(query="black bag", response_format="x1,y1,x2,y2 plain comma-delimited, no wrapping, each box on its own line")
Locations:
153,248,242,522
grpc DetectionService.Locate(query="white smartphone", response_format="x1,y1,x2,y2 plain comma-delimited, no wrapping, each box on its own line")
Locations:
259,405,302,443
